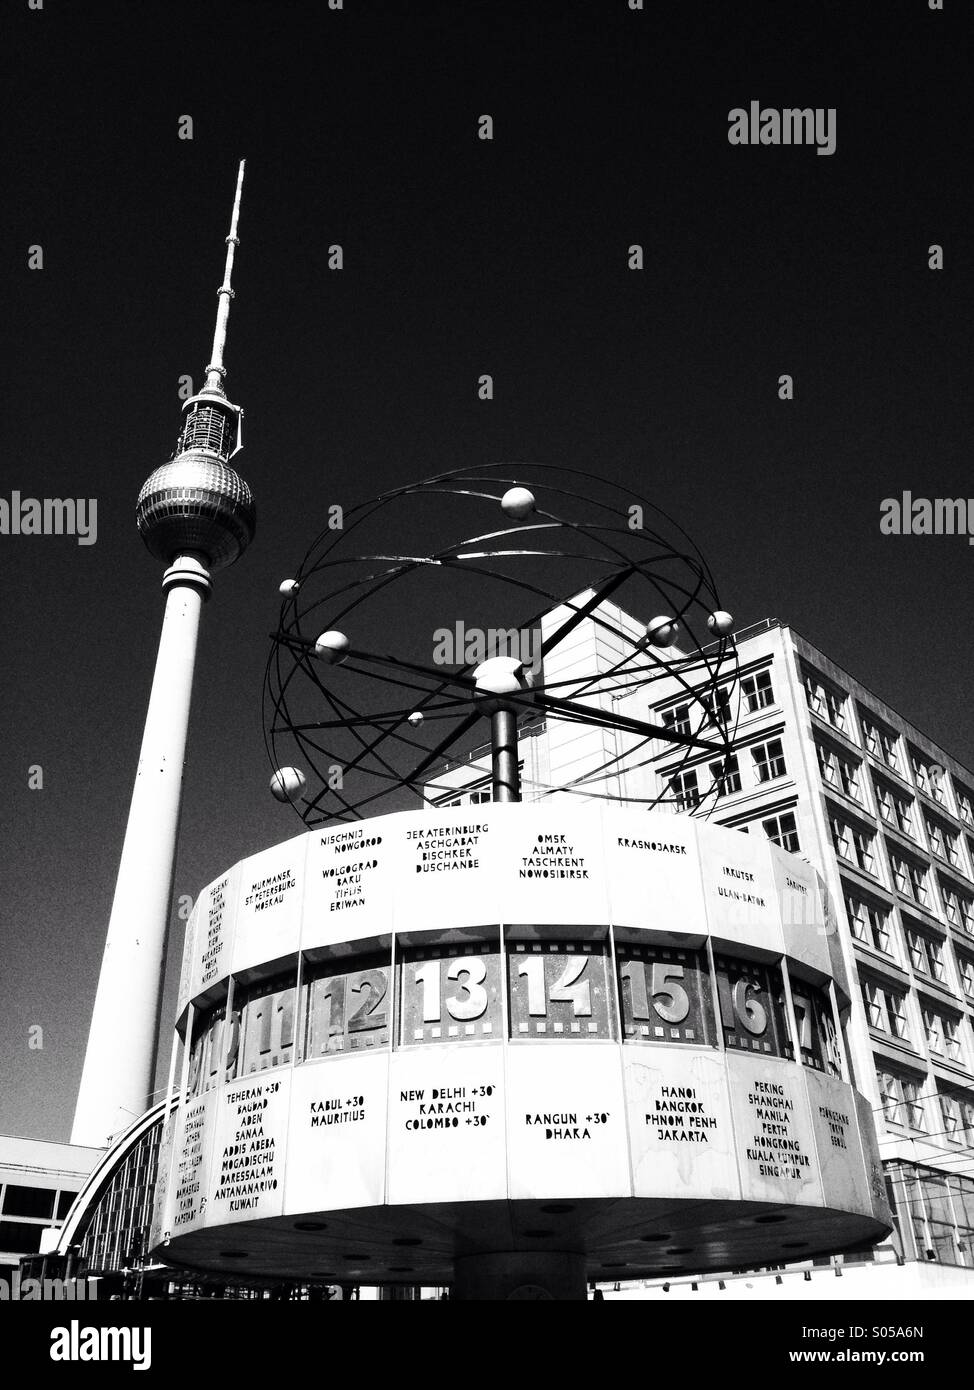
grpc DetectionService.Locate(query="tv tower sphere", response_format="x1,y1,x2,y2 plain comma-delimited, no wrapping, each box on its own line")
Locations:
136,455,255,571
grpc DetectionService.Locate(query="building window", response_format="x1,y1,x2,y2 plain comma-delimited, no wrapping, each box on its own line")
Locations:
931,766,947,805
871,906,893,955
890,1164,974,1266
939,1093,961,1139
959,956,974,999
910,932,947,983
662,703,692,738
440,780,493,807
763,811,800,853
741,670,774,712
892,854,928,905
927,937,947,983
926,817,959,866
913,753,947,805
879,730,900,771
0,1221,44,1255
886,990,910,1042
907,930,925,973
957,787,974,827
878,1071,904,1124
862,980,886,1031
838,758,861,801
833,819,875,873
847,895,894,956
702,686,732,725
1,1186,56,1220
864,720,902,772
908,861,929,905
852,828,875,873
752,738,786,783
832,818,852,861
944,878,972,934
817,743,837,787
819,744,861,801
926,817,944,858
933,1014,954,1061
878,1074,929,1130
825,689,847,731
808,679,848,731
876,781,914,836
447,788,491,806
847,896,869,943
804,675,826,717
668,768,700,811
895,797,914,837
710,754,741,796
902,1079,925,1129
924,1008,944,1055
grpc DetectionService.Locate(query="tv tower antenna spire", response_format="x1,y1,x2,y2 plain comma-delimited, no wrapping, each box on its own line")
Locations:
204,158,245,397
72,162,256,1148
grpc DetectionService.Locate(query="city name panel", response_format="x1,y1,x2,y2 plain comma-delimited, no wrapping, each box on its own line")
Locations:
151,803,890,1286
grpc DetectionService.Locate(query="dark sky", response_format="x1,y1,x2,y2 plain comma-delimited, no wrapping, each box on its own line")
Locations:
2,0,972,1141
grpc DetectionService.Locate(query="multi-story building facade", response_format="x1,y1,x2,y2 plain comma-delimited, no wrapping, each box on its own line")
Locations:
426,604,974,1285
0,1134,102,1280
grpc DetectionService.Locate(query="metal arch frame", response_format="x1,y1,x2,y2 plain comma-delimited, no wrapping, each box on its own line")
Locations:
55,1099,170,1256
263,462,741,825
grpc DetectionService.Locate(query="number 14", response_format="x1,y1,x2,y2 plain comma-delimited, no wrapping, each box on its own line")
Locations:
516,955,592,1017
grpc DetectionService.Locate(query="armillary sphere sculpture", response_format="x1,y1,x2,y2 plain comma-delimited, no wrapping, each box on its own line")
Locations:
263,462,740,823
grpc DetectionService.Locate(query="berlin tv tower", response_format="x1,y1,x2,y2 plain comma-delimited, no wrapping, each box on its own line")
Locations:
71,162,256,1147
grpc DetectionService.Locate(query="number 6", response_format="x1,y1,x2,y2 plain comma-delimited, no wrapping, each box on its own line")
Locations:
732,978,767,1035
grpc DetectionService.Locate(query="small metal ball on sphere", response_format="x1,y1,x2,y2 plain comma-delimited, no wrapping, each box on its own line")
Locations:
501,486,535,520
707,611,734,636
270,766,306,803
646,615,678,647
279,579,301,597
314,630,350,664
